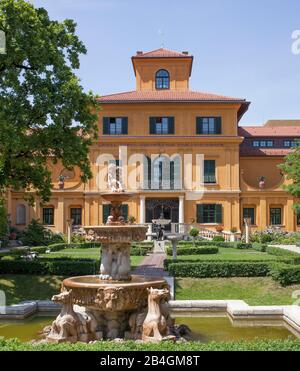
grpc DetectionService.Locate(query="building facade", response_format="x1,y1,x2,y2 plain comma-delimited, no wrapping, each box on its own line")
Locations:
7,48,300,235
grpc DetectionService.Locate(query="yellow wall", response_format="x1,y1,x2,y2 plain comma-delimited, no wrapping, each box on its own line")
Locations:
133,57,192,91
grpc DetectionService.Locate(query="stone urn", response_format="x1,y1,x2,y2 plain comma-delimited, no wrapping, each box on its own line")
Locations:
259,176,266,190
58,175,65,190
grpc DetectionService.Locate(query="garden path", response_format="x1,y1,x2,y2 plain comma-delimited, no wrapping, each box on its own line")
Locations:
132,253,169,277
270,244,300,254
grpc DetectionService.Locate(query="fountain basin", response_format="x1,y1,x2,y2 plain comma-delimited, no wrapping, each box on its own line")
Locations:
84,225,148,244
63,274,167,312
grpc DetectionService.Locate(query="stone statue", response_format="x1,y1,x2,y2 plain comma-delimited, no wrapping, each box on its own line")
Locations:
46,290,102,343
108,163,124,193
142,287,172,342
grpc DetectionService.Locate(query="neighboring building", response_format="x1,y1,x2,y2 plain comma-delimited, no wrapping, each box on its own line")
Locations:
6,48,300,235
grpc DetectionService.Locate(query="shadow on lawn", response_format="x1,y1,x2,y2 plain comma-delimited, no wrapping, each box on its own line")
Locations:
0,274,64,305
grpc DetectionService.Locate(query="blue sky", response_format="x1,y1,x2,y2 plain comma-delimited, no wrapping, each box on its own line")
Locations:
33,0,300,125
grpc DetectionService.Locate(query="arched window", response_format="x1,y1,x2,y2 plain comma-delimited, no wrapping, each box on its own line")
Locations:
16,204,26,225
155,69,170,90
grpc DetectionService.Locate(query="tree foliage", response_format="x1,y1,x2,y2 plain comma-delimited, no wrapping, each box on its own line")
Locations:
0,0,99,203
278,145,300,215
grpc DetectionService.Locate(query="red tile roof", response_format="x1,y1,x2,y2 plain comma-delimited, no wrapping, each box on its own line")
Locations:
98,90,246,103
132,48,192,58
239,126,300,137
240,148,291,157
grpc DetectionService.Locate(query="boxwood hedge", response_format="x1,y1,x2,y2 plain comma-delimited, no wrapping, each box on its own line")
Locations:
270,263,300,286
1,338,300,351
0,258,99,276
166,246,219,256
167,261,271,278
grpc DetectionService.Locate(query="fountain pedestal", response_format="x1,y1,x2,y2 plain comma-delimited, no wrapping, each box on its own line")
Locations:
46,191,172,342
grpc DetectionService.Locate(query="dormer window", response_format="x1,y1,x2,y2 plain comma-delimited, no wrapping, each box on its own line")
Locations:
155,69,170,89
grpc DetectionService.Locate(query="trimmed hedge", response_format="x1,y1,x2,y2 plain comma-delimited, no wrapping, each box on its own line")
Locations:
0,258,99,275
130,247,148,256
167,261,270,278
177,240,252,249
166,246,219,256
30,242,101,254
252,243,267,252
1,338,300,351
270,263,300,286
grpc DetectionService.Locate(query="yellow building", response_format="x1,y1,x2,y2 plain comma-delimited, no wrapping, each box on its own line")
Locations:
7,48,300,236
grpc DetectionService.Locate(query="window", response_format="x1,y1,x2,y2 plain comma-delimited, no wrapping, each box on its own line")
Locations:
16,204,26,225
252,140,274,148
71,208,82,226
149,117,174,135
284,139,300,148
155,69,170,89
197,204,222,224
243,208,255,225
43,207,54,225
204,160,216,184
196,117,222,135
270,208,282,226
103,117,128,135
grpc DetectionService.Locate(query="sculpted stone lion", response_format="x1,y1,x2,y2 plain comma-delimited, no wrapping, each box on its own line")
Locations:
46,290,102,343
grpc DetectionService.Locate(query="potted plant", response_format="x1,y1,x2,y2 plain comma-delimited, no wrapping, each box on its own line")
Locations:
216,225,224,233
128,215,136,224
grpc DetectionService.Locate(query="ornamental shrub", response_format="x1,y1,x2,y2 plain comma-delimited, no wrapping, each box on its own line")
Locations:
1,338,300,351
20,219,64,246
166,246,219,256
0,258,98,275
212,236,225,242
270,263,300,286
167,261,270,278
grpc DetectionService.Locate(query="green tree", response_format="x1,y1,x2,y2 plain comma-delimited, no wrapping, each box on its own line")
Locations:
189,227,199,246
278,144,300,215
0,0,99,204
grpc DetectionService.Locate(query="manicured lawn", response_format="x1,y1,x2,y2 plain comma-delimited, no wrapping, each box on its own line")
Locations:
40,248,100,260
0,275,64,305
173,247,282,262
175,277,300,305
39,248,145,268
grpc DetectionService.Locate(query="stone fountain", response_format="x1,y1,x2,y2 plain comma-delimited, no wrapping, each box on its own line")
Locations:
45,166,174,343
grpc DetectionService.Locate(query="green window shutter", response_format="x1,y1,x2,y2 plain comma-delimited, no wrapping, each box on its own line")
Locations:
168,117,175,134
215,117,222,134
102,204,111,224
149,117,156,134
103,117,110,134
196,117,203,134
215,204,222,224
122,117,128,135
197,204,204,223
121,204,128,220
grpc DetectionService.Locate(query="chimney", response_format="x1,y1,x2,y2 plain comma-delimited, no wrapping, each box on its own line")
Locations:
182,51,189,55
136,51,143,55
